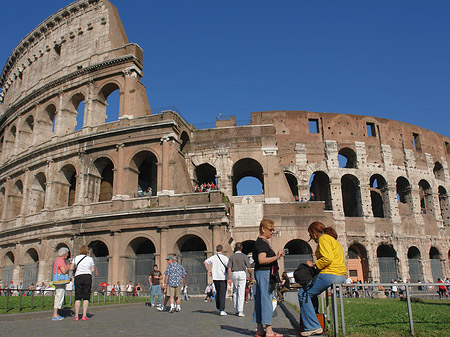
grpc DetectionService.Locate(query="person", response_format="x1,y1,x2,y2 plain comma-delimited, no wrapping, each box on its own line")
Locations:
298,221,346,336
252,218,285,337
227,242,252,317
157,257,173,311
73,245,95,321
52,247,73,321
136,282,142,296
277,272,291,302
149,264,162,307
204,283,214,302
437,278,447,299
114,281,121,295
162,256,186,313
182,284,189,301
126,281,133,295
204,244,229,316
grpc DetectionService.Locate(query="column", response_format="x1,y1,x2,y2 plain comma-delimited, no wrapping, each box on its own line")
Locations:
159,227,169,272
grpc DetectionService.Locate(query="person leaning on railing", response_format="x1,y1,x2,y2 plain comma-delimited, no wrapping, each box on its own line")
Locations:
298,221,347,337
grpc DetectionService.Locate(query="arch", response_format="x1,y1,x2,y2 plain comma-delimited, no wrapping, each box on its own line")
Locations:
42,103,57,136
370,174,389,218
430,246,443,281
283,239,313,272
433,162,445,181
338,147,357,168
347,243,369,282
30,172,46,213
130,151,158,197
177,234,207,294
0,186,5,220
396,176,413,215
23,248,39,288
9,179,23,218
88,240,110,289
91,157,114,202
126,237,156,287
418,179,433,215
438,186,450,226
407,246,424,283
2,251,15,284
99,82,121,125
55,242,72,259
60,164,77,207
232,158,264,196
20,115,34,147
180,131,190,152
309,171,332,209
241,240,255,255
341,174,362,217
284,172,298,199
377,244,398,283
195,163,217,188
71,92,86,131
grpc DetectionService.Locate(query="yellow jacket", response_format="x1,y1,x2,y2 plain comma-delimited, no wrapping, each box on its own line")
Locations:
315,234,347,276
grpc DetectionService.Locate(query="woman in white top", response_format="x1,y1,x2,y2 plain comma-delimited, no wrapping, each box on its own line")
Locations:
73,245,95,321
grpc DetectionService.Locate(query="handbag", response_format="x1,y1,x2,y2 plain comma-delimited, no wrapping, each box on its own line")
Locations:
52,258,71,285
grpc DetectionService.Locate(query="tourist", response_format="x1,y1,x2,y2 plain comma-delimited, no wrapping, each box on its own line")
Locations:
252,219,285,337
149,264,162,307
126,281,133,295
73,245,95,321
298,221,346,336
227,242,252,317
162,256,186,313
52,247,72,321
277,272,291,302
204,244,229,316
204,283,214,302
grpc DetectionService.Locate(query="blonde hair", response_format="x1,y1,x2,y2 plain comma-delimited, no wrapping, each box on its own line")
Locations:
259,218,274,234
79,245,89,255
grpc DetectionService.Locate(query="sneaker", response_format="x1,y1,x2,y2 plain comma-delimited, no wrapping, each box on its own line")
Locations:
204,300,208,302
81,316,90,321
157,306,165,311
168,307,175,313
238,312,245,317
219,311,227,316
52,316,64,321
175,307,181,312
73,316,79,321
151,304,155,307
301,328,323,336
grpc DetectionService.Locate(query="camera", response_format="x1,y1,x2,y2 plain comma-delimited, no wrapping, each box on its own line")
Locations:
283,248,289,255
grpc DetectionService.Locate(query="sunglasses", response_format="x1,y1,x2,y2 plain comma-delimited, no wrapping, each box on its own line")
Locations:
265,227,275,232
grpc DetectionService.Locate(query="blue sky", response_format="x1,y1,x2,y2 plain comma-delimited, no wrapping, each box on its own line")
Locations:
1,0,450,139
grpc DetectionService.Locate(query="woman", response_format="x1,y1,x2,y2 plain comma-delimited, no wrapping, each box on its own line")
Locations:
277,272,290,302
252,219,285,337
52,247,73,321
298,222,347,336
73,245,95,321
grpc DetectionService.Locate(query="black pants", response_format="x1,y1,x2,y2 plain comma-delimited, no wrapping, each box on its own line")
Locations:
213,280,227,311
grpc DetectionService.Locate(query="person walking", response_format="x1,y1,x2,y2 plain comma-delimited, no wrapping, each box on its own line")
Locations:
162,256,186,313
252,219,285,337
298,221,347,336
52,247,73,321
227,242,252,317
149,264,162,307
204,244,229,316
73,245,95,321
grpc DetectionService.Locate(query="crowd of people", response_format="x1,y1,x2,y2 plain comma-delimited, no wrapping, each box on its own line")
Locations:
194,182,218,192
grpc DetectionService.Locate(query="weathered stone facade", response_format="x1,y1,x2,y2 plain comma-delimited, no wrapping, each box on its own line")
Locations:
0,0,448,292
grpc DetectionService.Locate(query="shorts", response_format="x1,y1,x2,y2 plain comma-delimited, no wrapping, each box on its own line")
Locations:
166,286,182,298
75,274,92,301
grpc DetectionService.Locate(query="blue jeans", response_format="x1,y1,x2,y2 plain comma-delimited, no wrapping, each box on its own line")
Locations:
298,273,346,332
150,285,162,305
252,269,273,325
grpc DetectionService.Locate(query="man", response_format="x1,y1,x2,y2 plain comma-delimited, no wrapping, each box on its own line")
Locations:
204,244,229,316
126,281,133,295
149,264,162,307
227,242,252,317
162,256,186,313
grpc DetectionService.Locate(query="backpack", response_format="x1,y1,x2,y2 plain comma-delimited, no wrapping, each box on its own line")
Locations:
294,263,317,287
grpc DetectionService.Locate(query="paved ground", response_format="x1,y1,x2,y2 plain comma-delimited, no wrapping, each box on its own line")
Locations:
0,297,300,337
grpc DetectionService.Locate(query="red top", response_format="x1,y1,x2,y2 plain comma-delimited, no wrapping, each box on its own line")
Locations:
53,256,67,274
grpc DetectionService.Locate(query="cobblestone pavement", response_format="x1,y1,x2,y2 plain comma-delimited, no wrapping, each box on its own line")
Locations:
0,297,299,337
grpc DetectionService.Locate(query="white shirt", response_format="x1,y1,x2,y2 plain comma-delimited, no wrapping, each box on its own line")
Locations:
73,255,94,277
205,253,229,280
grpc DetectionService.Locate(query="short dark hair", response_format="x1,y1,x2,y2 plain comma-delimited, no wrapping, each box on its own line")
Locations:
153,264,158,268
234,242,243,252
216,244,223,252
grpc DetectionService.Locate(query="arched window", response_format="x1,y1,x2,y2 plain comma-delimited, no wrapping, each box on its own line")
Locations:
338,148,357,168
418,180,433,215
396,177,413,215
180,131,190,152
433,162,445,181
91,158,114,202
438,186,450,226
309,171,332,210
341,174,362,217
72,93,86,131
131,151,158,197
284,172,298,199
31,173,46,213
101,83,120,124
60,165,77,207
232,158,264,196
377,244,398,283
347,243,369,282
370,174,389,218
407,246,423,283
195,163,217,190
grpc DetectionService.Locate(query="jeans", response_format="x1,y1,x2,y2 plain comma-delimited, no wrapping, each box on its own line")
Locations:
213,280,227,311
252,269,272,325
150,285,162,305
232,271,246,313
298,273,346,332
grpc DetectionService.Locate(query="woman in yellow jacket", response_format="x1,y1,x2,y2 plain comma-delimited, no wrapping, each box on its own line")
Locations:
298,221,347,336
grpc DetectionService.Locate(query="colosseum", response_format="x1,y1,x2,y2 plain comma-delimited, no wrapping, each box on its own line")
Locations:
0,0,448,293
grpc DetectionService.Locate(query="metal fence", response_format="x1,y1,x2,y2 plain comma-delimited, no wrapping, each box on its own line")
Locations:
180,251,207,294
284,254,313,272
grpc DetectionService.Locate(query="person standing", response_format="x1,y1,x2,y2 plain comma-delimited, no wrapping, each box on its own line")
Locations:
149,264,162,307
126,281,133,295
204,244,229,316
162,256,186,313
298,221,346,336
73,245,95,321
227,242,252,317
52,247,73,321
253,219,285,337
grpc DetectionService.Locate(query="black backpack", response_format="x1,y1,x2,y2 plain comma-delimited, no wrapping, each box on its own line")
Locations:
294,263,318,302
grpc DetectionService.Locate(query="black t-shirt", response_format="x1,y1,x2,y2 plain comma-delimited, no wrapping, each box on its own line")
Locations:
253,237,277,270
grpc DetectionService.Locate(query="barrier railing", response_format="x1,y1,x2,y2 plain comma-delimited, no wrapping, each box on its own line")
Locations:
0,288,150,313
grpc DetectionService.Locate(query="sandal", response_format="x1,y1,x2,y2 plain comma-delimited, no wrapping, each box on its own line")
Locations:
266,333,283,337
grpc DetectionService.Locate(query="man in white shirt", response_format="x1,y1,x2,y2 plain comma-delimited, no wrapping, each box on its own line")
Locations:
204,244,229,316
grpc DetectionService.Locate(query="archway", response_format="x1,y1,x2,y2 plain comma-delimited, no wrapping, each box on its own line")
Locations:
283,240,313,272
348,243,369,282
195,163,217,189
180,131,190,152
91,157,114,202
89,240,109,290
430,247,443,282
72,93,86,131
126,238,156,288
370,174,389,218
232,158,264,196
60,165,77,207
2,252,14,284
433,162,445,181
396,176,413,215
338,148,357,168
23,248,39,288
419,180,433,215
309,171,332,209
438,186,450,226
177,235,207,294
131,151,158,197
31,172,46,213
341,174,362,217
407,246,423,283
377,244,398,283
